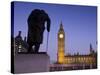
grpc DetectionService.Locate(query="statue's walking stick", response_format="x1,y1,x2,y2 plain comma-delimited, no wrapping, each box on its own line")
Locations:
46,32,49,53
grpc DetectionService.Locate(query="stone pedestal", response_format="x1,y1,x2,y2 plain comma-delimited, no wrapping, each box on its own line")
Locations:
14,53,50,74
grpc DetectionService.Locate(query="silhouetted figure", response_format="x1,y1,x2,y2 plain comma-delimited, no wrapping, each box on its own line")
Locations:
15,31,22,40
27,9,51,53
15,31,22,46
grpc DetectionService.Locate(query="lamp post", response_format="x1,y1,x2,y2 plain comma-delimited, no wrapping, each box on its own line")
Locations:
18,44,22,52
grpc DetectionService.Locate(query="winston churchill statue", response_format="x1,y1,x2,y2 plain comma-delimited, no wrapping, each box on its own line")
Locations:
27,9,51,53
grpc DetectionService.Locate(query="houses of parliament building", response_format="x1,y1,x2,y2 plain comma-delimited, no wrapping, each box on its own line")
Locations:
57,22,97,66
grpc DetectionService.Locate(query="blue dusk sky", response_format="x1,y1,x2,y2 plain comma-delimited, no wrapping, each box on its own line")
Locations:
13,1,97,62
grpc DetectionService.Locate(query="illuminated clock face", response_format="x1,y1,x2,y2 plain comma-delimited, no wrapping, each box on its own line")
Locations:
59,34,64,38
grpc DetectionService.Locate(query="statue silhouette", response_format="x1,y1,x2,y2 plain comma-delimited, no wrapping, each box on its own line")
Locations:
27,9,51,53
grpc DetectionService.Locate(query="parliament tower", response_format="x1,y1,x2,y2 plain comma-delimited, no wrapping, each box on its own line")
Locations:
57,22,65,64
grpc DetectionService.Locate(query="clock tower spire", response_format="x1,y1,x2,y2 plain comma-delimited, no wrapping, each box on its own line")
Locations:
57,22,65,64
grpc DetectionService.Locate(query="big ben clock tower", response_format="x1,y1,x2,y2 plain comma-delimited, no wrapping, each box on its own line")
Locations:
57,22,65,64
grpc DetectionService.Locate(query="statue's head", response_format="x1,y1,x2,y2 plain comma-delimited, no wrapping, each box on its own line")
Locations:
18,31,21,36
31,9,40,14
41,9,46,14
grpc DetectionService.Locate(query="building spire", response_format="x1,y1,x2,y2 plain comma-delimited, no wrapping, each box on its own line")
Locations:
59,21,64,31
58,21,65,64
90,43,93,52
60,21,63,29
24,36,27,42
90,43,94,54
